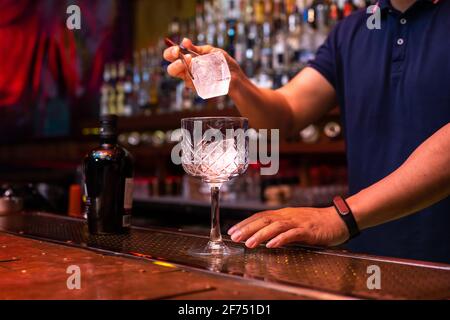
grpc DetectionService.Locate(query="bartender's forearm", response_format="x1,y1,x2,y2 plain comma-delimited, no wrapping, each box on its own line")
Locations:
348,123,450,230
165,40,337,137
229,67,337,137
229,68,294,135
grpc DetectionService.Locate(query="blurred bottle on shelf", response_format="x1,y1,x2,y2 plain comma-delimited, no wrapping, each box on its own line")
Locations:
116,61,126,116
300,124,320,144
139,49,151,115
127,131,141,147
100,64,111,116
108,63,118,115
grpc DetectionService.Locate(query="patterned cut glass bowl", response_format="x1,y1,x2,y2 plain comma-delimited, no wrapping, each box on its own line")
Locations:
181,117,249,256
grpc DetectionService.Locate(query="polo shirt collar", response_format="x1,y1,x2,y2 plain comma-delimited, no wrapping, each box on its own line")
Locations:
377,0,440,11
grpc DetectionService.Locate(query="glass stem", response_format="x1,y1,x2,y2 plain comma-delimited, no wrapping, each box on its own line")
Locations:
209,185,222,243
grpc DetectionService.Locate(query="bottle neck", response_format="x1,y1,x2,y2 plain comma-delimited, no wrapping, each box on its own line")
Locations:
100,135,117,145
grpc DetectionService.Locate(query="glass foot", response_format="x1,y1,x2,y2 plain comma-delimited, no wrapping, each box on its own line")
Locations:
188,240,243,257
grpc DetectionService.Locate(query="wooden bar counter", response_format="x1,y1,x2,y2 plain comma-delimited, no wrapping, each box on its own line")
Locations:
0,233,303,300
0,212,449,300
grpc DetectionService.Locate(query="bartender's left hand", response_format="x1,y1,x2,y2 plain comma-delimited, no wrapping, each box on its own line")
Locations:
228,207,349,249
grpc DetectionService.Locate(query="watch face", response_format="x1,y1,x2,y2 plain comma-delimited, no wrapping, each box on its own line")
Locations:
334,196,350,215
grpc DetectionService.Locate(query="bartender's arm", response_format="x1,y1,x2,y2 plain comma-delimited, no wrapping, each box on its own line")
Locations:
228,123,450,248
164,39,450,249
163,38,337,137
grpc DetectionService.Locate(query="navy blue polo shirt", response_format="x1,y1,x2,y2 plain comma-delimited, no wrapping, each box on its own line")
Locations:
309,0,450,263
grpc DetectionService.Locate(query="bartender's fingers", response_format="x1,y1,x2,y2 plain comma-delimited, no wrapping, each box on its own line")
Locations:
166,55,195,89
230,214,279,243
266,228,312,248
244,221,295,249
167,54,192,78
228,211,275,236
181,38,215,56
163,46,180,63
166,59,184,78
179,38,239,81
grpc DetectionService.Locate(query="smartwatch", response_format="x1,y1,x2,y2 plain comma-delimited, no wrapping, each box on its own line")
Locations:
332,196,360,239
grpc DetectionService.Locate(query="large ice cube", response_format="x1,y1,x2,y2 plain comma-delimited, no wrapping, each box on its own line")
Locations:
201,138,238,178
191,51,231,100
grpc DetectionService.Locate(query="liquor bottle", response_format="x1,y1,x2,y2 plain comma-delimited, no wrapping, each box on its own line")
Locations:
254,0,265,25
226,0,240,21
329,0,340,27
246,9,260,77
116,61,126,115
83,115,134,235
315,3,329,49
206,19,216,46
132,51,141,114
139,49,150,114
168,17,181,44
176,81,194,112
196,1,206,44
343,0,354,17
225,0,238,57
299,1,316,63
182,82,194,110
242,0,254,24
147,47,160,114
254,17,274,88
123,62,134,116
100,64,112,116
272,0,288,78
287,2,302,68
108,63,118,114
187,18,197,44
216,19,227,48
234,21,247,66
204,1,216,46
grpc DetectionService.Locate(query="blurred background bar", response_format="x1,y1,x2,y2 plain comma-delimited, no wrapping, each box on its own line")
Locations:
0,0,372,231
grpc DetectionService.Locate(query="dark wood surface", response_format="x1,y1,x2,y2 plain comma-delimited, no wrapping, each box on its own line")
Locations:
0,233,305,300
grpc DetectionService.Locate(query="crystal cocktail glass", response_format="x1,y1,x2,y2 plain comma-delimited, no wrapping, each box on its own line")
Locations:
181,117,249,256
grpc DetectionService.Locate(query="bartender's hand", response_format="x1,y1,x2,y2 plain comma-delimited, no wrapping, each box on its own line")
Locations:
163,38,243,91
228,207,349,249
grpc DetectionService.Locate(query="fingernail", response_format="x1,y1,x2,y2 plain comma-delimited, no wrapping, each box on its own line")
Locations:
227,226,236,235
172,47,178,55
231,231,242,242
246,238,256,248
266,240,277,248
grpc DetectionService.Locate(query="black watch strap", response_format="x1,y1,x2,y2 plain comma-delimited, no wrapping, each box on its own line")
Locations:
332,196,360,239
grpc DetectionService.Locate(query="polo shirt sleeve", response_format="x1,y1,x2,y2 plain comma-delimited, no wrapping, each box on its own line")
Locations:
307,23,340,89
